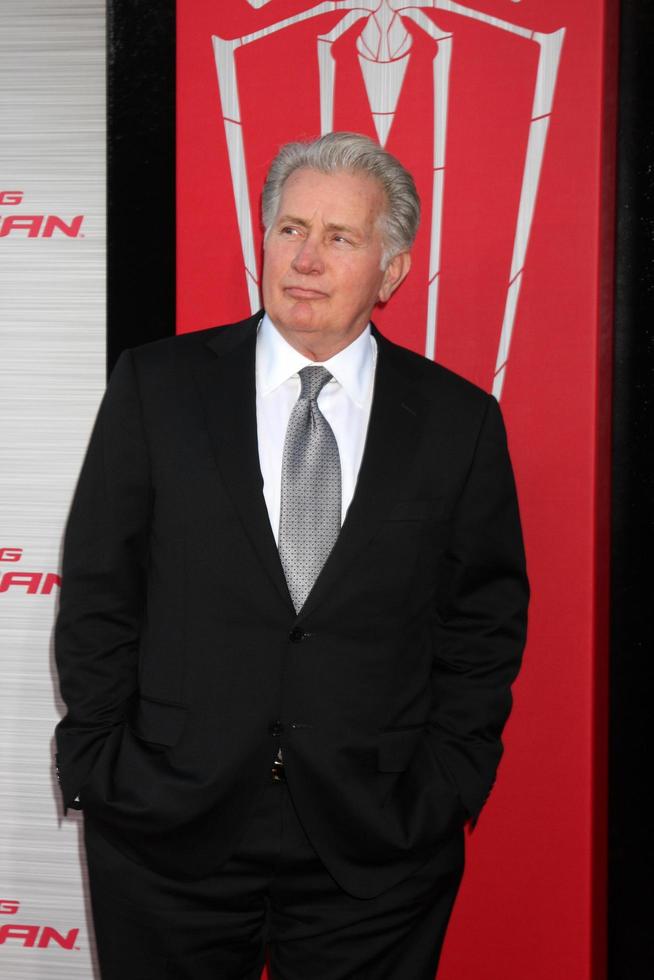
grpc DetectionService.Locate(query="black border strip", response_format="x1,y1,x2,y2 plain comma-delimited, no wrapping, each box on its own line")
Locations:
107,0,176,376
609,0,654,975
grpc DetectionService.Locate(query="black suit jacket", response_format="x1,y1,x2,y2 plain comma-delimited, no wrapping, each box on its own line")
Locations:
54,312,528,899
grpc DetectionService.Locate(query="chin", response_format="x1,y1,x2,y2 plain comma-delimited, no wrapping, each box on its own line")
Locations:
287,319,322,334
280,306,325,333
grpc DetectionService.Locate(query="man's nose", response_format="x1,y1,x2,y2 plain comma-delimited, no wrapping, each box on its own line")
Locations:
291,238,324,275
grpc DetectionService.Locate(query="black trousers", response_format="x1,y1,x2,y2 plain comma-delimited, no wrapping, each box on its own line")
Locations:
84,779,464,980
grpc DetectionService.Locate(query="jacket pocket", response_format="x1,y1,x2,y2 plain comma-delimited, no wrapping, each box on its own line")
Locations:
377,725,424,772
127,696,188,748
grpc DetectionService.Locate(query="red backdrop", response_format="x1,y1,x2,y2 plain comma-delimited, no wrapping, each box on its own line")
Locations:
176,2,616,977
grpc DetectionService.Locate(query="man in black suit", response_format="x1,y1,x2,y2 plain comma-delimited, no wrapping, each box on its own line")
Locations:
55,132,528,979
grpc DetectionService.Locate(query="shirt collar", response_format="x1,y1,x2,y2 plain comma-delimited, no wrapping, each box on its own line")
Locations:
256,312,375,408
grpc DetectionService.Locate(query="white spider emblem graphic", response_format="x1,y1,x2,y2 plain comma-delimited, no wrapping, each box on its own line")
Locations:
213,0,565,398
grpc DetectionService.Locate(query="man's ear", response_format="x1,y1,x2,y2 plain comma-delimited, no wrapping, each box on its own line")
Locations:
379,251,412,303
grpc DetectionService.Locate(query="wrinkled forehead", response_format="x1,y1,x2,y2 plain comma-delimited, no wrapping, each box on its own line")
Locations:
276,166,389,228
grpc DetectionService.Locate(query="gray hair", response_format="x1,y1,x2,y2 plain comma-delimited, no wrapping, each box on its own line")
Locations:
261,132,420,266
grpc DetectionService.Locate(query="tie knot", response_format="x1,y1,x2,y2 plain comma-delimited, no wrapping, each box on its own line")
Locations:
298,365,332,401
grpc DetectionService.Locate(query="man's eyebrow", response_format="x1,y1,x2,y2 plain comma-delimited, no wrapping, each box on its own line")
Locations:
276,214,364,237
276,214,310,228
324,222,363,236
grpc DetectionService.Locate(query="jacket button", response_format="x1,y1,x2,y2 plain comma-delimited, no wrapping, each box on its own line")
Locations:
269,721,284,736
289,627,306,643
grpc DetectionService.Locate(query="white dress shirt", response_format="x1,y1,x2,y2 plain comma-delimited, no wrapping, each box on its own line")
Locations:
255,313,377,542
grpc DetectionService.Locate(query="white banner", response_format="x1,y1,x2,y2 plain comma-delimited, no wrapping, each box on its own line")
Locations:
0,2,105,976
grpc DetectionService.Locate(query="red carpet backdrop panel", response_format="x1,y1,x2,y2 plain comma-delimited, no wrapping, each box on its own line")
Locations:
177,2,617,979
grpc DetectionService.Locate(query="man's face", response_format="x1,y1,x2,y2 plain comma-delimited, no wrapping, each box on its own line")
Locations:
262,168,410,359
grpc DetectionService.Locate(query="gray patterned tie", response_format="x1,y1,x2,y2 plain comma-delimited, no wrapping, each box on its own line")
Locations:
279,365,342,612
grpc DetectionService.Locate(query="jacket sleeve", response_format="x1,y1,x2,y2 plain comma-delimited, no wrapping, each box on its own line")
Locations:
54,349,152,808
428,394,529,824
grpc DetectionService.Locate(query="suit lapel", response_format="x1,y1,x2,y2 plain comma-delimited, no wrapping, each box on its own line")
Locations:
193,316,294,610
297,331,425,622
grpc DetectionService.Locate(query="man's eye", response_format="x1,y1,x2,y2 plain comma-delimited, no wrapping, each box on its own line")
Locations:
280,226,299,236
332,235,351,245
